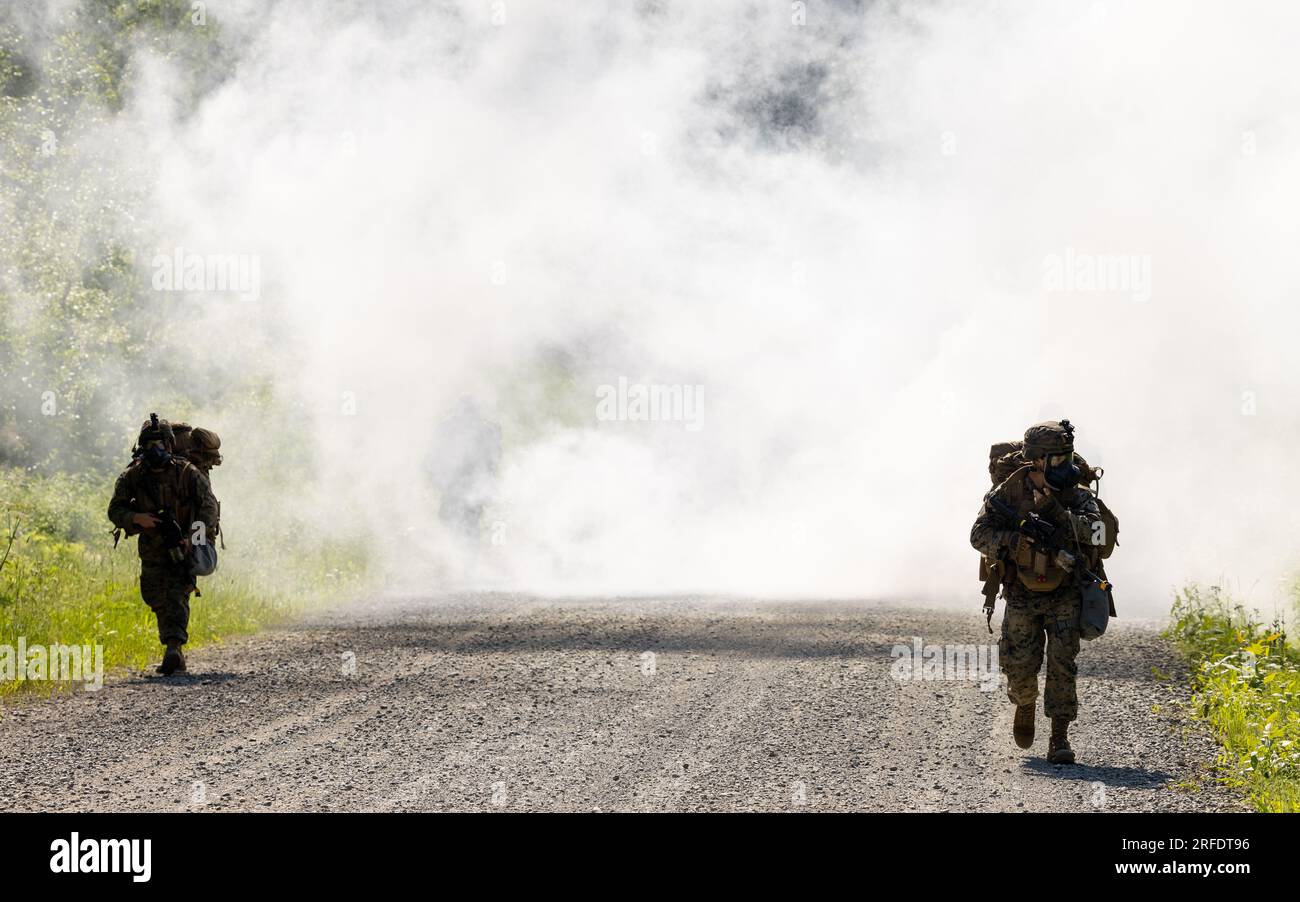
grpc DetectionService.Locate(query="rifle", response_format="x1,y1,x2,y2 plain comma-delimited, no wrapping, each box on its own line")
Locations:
152,509,187,566
985,493,1113,638
980,552,1005,634
986,496,1064,552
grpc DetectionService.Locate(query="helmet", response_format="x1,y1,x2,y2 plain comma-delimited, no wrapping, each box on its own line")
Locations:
1022,419,1074,460
137,413,176,451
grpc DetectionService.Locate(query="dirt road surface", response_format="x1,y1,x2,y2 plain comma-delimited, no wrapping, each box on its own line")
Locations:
0,596,1246,812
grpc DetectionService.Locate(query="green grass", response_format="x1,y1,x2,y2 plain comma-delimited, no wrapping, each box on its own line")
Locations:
0,467,370,702
1165,585,1300,812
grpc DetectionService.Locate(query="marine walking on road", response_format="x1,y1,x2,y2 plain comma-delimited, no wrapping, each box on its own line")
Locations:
971,419,1120,764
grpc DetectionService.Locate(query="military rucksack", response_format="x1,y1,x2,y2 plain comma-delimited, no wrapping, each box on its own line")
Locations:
172,422,223,551
170,423,223,474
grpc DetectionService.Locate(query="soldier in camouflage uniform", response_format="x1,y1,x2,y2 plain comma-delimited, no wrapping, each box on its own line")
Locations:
970,420,1103,764
108,416,220,676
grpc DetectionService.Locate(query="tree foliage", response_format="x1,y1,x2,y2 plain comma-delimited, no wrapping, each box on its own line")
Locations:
0,1,232,473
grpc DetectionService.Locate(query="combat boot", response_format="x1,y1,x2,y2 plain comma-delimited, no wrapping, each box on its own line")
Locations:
1048,717,1075,764
1013,703,1035,749
158,643,185,676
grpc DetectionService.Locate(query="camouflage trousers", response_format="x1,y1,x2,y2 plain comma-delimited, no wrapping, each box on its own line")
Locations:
139,561,194,646
999,588,1082,721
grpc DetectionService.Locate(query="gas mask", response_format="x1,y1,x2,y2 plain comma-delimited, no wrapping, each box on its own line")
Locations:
1043,453,1080,492
141,440,171,469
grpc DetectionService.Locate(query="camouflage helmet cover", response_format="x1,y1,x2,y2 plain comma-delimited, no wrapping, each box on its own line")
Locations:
1022,419,1074,459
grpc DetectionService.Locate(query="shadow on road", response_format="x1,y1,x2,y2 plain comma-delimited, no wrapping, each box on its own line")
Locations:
1021,758,1176,788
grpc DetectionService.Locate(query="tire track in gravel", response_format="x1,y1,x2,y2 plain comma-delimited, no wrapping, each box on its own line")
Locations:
0,595,1249,813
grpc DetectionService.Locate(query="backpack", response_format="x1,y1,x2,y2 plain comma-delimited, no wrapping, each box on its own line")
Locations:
173,422,224,552
986,441,1118,559
171,423,223,475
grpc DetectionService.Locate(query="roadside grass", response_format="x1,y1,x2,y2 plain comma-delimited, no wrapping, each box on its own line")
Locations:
1165,585,1300,812
0,467,370,701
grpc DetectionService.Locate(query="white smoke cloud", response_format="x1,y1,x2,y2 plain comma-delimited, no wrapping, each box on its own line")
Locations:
109,0,1300,614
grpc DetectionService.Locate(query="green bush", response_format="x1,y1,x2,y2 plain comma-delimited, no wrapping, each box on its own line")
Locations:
1166,585,1300,811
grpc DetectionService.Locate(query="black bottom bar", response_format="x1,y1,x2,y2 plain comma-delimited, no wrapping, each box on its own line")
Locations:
5,812,1289,888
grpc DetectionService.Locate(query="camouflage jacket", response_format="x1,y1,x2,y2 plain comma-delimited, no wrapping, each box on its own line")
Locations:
107,458,220,563
970,465,1103,599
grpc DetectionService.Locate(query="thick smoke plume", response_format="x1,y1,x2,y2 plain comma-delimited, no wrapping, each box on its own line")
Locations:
38,1,1300,613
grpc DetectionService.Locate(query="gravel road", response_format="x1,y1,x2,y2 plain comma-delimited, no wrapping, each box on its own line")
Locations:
0,595,1247,812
